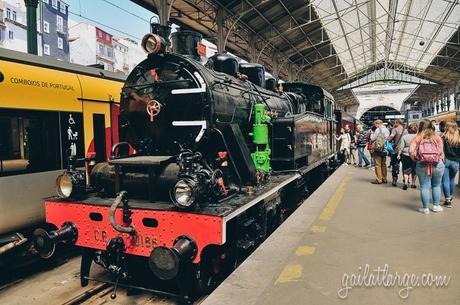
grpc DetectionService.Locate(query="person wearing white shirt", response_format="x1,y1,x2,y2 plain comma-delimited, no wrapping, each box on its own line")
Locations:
336,128,351,165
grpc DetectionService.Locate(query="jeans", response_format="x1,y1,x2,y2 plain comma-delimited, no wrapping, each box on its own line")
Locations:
415,162,445,208
341,148,350,164
390,153,400,178
442,158,459,200
357,146,370,166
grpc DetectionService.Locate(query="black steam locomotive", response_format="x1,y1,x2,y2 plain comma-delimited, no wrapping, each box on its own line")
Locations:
36,26,339,303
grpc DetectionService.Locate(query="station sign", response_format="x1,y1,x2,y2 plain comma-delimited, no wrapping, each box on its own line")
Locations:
60,112,84,167
385,114,405,119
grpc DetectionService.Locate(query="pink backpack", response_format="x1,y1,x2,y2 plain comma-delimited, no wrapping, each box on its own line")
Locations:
417,138,442,164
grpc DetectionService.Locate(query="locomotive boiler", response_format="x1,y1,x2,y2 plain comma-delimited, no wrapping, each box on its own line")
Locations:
36,25,339,303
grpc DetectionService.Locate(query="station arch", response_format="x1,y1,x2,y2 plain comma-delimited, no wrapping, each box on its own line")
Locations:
359,106,402,127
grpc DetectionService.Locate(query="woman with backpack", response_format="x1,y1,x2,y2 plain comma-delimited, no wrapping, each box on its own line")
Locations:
409,119,445,214
441,121,460,208
370,120,390,184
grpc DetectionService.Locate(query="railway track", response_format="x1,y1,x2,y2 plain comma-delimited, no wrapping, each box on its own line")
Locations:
0,256,206,305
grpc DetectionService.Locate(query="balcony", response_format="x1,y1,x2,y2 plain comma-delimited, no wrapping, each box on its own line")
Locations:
0,10,5,28
4,17,27,29
96,54,114,64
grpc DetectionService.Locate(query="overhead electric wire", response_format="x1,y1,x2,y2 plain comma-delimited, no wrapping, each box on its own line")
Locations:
100,0,151,23
69,11,142,40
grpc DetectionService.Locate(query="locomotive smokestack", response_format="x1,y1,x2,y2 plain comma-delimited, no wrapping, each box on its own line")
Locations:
150,23,172,48
171,29,204,61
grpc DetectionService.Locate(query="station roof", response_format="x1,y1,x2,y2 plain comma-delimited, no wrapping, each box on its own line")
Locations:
132,0,460,105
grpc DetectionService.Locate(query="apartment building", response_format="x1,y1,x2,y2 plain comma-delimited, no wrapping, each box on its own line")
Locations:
69,21,115,71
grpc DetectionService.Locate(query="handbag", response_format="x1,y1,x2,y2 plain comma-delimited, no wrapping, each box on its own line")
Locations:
385,140,394,154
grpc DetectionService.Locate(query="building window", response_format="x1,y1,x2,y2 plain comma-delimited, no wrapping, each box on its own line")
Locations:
98,30,103,39
43,0,49,3
12,11,16,21
107,47,113,58
43,21,49,33
56,15,63,32
59,2,66,14
6,8,11,19
52,0,58,9
8,31,13,40
57,37,63,49
44,44,50,55
98,43,104,56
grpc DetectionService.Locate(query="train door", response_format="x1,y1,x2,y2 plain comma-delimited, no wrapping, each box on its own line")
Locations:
82,101,112,162
327,100,334,155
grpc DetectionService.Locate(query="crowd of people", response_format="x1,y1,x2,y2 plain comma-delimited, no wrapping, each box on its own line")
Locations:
337,119,460,214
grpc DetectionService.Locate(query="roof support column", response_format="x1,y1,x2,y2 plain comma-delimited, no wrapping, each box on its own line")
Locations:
455,81,460,111
441,94,446,113
286,63,295,81
216,7,226,53
449,88,455,112
153,0,173,26
437,96,441,113
438,94,443,113
248,33,257,63
272,50,280,79
24,0,38,55
442,93,445,113
445,89,451,112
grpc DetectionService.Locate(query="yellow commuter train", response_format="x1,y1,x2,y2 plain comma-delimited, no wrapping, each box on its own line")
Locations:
0,48,125,258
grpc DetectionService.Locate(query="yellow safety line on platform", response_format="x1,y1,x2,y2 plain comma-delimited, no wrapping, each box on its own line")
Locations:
275,264,303,284
319,174,352,221
310,225,326,233
295,246,316,256
275,170,354,285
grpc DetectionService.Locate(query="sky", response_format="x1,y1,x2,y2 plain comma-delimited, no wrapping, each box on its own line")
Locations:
65,0,155,40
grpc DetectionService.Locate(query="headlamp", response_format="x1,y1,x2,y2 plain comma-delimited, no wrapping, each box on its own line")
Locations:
56,171,85,199
141,33,162,54
171,179,195,209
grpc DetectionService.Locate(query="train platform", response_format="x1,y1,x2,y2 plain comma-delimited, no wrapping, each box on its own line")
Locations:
202,164,460,305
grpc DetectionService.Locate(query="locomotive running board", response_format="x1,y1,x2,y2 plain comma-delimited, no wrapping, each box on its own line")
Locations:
220,174,301,246
221,154,335,242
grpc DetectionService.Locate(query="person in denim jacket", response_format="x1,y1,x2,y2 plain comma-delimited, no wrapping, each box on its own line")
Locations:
441,121,460,208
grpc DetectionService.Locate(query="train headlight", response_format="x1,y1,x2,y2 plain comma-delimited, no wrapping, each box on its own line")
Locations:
171,179,195,209
56,173,73,198
56,171,86,199
141,33,162,55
